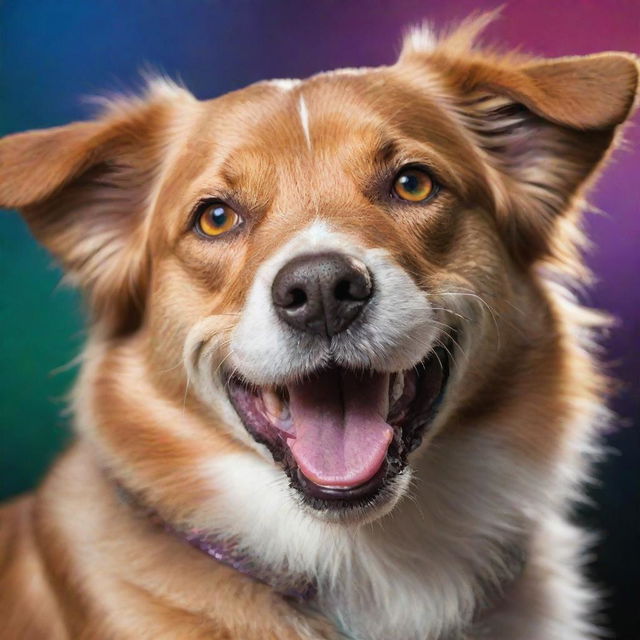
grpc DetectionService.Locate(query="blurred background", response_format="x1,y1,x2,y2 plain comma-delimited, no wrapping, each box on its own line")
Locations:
1,1,638,637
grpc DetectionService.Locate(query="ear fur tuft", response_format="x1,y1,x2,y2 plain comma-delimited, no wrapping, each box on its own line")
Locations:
0,77,194,335
400,9,503,61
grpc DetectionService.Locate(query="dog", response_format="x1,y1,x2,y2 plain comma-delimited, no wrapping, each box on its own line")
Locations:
0,13,637,640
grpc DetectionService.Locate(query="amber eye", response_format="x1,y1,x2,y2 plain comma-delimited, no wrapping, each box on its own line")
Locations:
392,167,436,202
196,202,240,237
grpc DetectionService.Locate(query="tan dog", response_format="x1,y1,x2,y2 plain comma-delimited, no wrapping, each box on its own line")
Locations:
1,15,637,640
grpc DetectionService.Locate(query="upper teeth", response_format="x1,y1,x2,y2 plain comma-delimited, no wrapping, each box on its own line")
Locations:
390,372,405,406
262,388,290,421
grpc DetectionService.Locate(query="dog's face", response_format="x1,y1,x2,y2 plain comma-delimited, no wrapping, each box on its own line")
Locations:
1,23,637,526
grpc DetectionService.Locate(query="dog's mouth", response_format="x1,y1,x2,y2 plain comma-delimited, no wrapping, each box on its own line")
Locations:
226,338,452,511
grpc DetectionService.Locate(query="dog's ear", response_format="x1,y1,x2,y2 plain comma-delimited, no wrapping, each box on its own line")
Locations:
0,83,192,334
400,19,639,265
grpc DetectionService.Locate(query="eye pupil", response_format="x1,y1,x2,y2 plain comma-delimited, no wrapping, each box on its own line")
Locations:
211,206,227,226
399,174,419,193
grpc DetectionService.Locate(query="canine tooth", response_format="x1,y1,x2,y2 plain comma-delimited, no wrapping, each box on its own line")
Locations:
391,372,405,405
262,388,284,419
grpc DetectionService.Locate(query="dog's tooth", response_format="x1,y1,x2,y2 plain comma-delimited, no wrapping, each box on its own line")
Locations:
391,372,405,406
262,388,284,419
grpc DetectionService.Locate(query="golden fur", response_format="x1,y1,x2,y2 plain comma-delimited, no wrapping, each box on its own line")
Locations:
1,15,638,639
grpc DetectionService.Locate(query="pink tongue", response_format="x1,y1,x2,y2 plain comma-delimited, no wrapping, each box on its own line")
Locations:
287,370,393,488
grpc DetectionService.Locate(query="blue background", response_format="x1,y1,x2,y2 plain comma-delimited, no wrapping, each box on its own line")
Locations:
1,1,638,637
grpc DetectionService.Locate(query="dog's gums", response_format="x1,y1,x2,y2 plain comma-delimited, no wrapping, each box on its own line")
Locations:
227,339,451,509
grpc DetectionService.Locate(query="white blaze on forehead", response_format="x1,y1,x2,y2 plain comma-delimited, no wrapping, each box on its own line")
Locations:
298,95,312,150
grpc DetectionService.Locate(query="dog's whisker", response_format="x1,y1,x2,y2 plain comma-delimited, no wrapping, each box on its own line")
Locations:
158,359,186,374
182,375,191,412
437,291,502,351
213,349,235,380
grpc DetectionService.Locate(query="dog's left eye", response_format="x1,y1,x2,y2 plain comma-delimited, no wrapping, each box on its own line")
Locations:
392,167,437,202
195,202,240,237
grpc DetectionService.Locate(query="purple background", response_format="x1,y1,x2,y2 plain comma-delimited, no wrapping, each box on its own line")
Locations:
1,1,638,637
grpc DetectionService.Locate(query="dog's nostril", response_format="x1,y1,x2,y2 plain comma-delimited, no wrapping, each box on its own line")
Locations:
334,278,370,302
287,288,307,309
334,279,354,301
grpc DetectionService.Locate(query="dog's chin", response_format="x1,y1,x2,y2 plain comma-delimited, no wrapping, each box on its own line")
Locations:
224,335,453,524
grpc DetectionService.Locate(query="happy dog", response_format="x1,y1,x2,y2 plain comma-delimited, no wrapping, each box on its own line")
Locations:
0,13,637,640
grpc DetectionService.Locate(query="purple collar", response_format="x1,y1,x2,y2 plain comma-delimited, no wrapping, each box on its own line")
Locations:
115,484,317,602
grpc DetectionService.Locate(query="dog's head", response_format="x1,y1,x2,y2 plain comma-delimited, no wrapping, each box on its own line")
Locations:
2,18,638,528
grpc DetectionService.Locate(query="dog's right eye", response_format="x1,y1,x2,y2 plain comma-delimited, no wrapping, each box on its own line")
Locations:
392,166,438,203
194,202,241,238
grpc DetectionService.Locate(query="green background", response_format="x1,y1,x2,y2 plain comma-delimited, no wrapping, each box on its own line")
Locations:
0,218,82,497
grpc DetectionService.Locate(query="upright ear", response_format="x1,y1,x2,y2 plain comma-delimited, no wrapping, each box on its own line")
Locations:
400,21,639,265
0,83,192,334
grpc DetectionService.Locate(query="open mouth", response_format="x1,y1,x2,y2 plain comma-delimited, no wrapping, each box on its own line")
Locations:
226,338,452,511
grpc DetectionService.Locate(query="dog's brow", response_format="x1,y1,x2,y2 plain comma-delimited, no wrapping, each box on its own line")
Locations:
375,139,398,165
219,165,239,190
298,95,312,150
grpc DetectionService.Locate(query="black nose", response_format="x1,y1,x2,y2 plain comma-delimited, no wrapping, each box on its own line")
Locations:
272,252,373,337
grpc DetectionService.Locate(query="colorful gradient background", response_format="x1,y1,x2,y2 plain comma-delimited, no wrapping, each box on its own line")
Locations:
1,1,638,637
